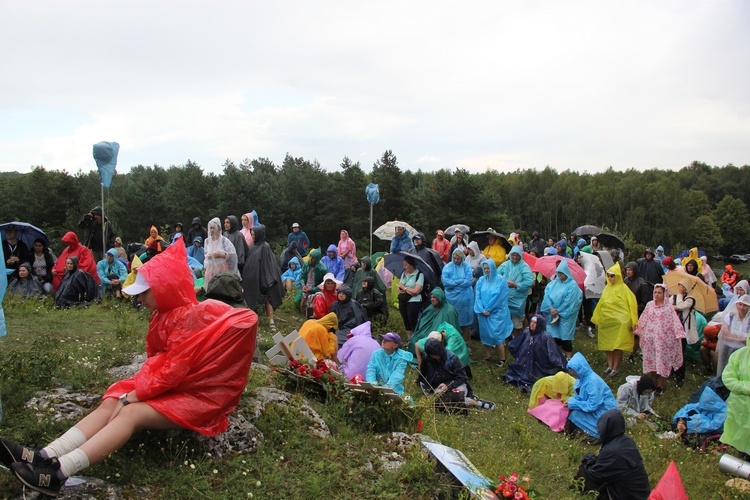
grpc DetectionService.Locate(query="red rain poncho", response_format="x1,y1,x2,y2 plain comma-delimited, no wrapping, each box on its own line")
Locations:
52,231,99,291
104,242,258,436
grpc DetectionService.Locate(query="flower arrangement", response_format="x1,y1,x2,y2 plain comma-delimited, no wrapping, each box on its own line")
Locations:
277,357,347,400
492,472,537,499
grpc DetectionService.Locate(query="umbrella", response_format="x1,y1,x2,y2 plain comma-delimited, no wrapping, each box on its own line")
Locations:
594,232,625,250
472,229,512,253
373,220,419,241
522,252,537,270
445,224,470,236
579,251,606,298
0,221,50,249
533,255,587,290
663,271,719,314
572,225,601,237
597,250,615,271
382,251,438,287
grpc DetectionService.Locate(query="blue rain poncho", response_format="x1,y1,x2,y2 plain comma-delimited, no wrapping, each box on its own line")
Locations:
497,245,534,319
320,244,346,281
281,256,302,287
441,249,475,327
673,386,727,434
473,259,513,347
566,352,617,440
365,347,414,395
540,258,583,341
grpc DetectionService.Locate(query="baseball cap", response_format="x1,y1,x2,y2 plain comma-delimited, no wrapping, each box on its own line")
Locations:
379,332,402,346
292,222,300,228
122,271,150,296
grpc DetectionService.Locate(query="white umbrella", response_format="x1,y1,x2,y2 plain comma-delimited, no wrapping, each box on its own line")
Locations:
373,220,419,241
579,251,605,298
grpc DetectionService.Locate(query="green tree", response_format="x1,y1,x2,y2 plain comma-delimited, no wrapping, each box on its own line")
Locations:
712,194,750,255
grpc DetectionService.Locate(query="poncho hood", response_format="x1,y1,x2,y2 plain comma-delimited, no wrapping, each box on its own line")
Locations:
424,337,447,362
61,231,80,248
106,248,119,260
625,261,640,278
139,240,198,312
227,215,241,233
326,243,338,255
349,321,372,337
308,248,322,265
597,409,626,444
567,352,593,378
530,314,547,335
556,257,574,282
480,259,499,284
337,284,353,302
452,248,465,262
317,312,339,332
509,245,523,258
288,256,300,269
253,225,268,244
430,286,448,306
606,263,624,285
361,255,372,270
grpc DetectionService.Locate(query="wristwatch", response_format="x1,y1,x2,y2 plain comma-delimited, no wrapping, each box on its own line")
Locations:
119,393,130,406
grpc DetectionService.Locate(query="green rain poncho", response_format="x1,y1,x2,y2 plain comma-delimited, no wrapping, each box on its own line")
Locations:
720,337,750,455
407,287,460,354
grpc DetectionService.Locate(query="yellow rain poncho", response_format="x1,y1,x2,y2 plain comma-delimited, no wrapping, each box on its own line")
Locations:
592,264,638,352
682,247,703,274
528,371,576,409
295,312,339,360
121,254,144,298
720,337,750,455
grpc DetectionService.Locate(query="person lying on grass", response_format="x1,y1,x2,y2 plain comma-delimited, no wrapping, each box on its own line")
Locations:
0,242,258,497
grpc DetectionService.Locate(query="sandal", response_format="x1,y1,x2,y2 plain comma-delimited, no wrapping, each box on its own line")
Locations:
495,360,507,368
474,399,496,410
269,322,278,333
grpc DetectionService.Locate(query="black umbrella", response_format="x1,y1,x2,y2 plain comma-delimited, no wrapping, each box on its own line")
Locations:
571,225,601,237
471,229,512,253
594,232,625,250
383,251,438,287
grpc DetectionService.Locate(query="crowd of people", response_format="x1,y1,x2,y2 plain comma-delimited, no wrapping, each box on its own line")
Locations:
4,213,750,498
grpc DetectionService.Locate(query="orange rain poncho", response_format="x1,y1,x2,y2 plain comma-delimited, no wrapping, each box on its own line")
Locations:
593,264,638,352
104,242,258,436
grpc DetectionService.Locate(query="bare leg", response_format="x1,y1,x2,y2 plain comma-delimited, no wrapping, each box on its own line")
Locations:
484,345,493,360
605,351,614,370
496,344,506,362
612,350,623,371
79,403,179,466
461,326,471,343
265,301,274,323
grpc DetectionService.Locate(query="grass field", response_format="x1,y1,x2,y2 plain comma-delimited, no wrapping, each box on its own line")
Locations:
0,292,748,499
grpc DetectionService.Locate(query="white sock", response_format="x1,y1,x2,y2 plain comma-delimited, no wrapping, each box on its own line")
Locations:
42,427,87,458
58,448,90,478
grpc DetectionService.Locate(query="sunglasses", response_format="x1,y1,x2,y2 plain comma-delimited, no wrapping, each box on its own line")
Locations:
607,273,615,278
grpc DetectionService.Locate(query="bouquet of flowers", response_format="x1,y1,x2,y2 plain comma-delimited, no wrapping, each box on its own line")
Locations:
492,472,537,499
280,357,347,399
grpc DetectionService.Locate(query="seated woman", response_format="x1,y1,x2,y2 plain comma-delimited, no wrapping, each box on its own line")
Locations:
366,332,414,395
52,232,99,292
351,256,385,297
54,257,98,308
407,287,460,355
144,225,168,253
7,263,44,299
295,312,339,361
564,352,618,441
97,248,128,299
337,321,380,380
503,315,567,393
278,240,301,274
329,285,368,346
414,324,471,377
417,338,494,410
574,410,651,499
1,243,258,496
280,256,302,294
355,276,389,324
673,385,727,439
26,237,55,295
720,338,750,459
528,371,575,409
311,273,342,320
616,375,657,424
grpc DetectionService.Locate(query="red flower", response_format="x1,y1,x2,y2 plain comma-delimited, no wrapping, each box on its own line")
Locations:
310,369,323,379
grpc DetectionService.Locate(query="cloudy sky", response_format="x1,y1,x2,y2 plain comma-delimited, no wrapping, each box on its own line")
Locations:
1,1,748,176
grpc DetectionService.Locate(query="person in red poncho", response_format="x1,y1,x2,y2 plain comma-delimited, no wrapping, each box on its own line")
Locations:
52,231,99,292
1,242,258,497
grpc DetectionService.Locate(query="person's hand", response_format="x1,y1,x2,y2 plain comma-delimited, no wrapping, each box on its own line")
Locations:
637,413,647,420
483,311,490,316
507,280,517,288
436,383,448,393
111,279,120,285
562,400,568,407
550,307,558,316
52,269,57,276
676,420,687,433
302,285,309,293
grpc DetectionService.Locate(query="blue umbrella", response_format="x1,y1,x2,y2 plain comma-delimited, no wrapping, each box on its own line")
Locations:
0,221,50,249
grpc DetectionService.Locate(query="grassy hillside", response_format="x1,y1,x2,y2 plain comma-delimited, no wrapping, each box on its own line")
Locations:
0,295,747,499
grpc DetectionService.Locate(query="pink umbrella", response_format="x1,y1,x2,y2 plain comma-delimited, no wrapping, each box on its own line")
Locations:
522,251,538,270
533,255,587,290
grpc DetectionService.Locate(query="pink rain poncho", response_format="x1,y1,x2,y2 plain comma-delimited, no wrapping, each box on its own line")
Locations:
634,284,685,378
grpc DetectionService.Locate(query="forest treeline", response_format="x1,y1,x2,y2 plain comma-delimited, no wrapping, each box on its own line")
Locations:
1,151,749,258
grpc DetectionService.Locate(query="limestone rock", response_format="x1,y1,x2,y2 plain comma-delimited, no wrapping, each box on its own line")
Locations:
24,388,101,422
107,353,147,379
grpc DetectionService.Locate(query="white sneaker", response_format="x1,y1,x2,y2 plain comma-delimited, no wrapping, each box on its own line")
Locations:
587,327,595,338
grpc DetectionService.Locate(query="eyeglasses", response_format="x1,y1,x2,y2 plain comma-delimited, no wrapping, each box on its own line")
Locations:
607,273,615,278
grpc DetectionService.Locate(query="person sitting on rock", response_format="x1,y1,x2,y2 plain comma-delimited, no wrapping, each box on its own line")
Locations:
97,248,128,299
0,242,258,497
365,332,414,395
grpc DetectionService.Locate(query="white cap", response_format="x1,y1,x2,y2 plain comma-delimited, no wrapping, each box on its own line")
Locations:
122,271,150,296
292,222,300,228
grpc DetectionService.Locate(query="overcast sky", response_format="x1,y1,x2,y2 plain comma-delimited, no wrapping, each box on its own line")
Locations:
1,1,748,176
